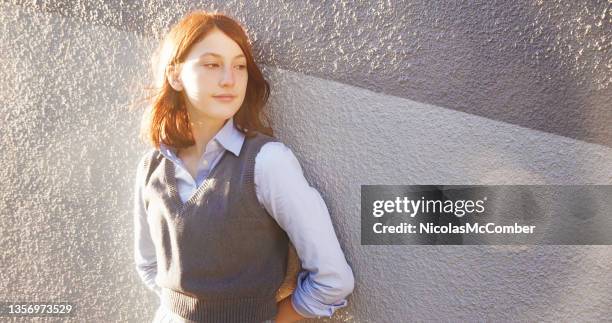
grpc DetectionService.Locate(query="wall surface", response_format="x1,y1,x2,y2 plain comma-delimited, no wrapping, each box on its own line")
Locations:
1,1,611,322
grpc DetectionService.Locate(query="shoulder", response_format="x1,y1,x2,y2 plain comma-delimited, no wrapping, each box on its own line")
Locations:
255,141,303,177
135,148,163,180
137,148,161,168
244,131,278,148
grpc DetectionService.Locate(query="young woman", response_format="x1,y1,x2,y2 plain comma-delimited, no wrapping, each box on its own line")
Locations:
133,11,355,323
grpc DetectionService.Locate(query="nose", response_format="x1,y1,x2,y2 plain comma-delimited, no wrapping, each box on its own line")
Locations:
219,66,235,87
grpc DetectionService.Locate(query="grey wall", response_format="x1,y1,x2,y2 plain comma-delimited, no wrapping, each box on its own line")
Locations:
1,1,611,322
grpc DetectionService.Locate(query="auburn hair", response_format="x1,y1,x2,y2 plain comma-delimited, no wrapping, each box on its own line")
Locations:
139,11,273,150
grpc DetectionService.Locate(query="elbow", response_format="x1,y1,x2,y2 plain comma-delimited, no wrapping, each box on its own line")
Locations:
135,262,157,280
134,264,147,281
320,266,355,301
338,267,355,298
292,267,355,318
134,261,148,274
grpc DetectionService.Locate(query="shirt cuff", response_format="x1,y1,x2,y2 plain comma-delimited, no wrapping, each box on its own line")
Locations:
290,271,349,318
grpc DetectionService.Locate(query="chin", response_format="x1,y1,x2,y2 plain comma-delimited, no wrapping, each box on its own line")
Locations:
192,106,239,120
214,110,241,122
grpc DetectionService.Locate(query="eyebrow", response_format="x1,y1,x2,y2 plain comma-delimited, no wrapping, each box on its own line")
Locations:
199,52,245,59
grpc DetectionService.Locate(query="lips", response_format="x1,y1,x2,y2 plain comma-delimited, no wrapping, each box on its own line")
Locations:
213,94,236,102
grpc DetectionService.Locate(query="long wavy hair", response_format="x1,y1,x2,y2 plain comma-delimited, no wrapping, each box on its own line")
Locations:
139,11,272,150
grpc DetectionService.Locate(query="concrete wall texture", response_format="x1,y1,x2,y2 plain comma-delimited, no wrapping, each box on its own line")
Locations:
1,1,611,322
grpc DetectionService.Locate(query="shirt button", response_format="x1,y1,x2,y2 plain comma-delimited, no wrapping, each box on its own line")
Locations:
202,159,209,166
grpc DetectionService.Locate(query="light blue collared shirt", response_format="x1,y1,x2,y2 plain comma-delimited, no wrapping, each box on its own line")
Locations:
134,118,355,319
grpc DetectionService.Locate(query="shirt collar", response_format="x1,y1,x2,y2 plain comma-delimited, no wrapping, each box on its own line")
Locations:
214,117,245,157
159,117,245,159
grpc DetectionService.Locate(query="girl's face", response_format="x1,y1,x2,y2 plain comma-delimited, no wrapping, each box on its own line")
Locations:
170,28,248,123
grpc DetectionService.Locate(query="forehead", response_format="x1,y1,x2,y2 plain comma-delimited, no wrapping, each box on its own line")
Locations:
185,29,245,61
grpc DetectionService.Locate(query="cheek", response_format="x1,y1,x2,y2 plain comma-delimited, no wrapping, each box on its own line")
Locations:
239,74,249,91
195,72,218,87
185,66,214,82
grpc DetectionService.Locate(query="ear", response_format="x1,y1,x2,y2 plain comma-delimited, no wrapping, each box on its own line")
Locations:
166,64,184,91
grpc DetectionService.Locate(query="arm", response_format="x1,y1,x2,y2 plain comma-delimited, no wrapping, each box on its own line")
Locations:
133,154,162,298
254,142,355,322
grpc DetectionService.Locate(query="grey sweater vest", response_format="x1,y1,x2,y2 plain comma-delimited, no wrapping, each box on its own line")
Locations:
141,133,289,323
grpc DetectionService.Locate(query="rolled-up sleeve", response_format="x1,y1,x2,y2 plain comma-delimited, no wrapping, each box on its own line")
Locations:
133,153,162,298
254,142,355,318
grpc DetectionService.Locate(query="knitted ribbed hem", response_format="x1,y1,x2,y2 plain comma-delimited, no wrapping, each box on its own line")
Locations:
161,288,277,323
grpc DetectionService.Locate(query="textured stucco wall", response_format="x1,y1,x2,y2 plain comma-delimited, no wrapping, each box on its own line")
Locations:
1,1,611,322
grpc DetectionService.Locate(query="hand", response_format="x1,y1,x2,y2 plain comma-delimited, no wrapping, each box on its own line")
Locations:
274,296,306,323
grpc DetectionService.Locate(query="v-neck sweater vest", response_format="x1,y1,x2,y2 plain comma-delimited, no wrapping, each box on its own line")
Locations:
141,132,289,323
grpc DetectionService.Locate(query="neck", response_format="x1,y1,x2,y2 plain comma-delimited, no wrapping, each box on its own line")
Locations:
184,109,227,158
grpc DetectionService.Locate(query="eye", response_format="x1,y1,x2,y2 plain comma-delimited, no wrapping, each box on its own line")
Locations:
203,63,220,68
235,64,247,70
